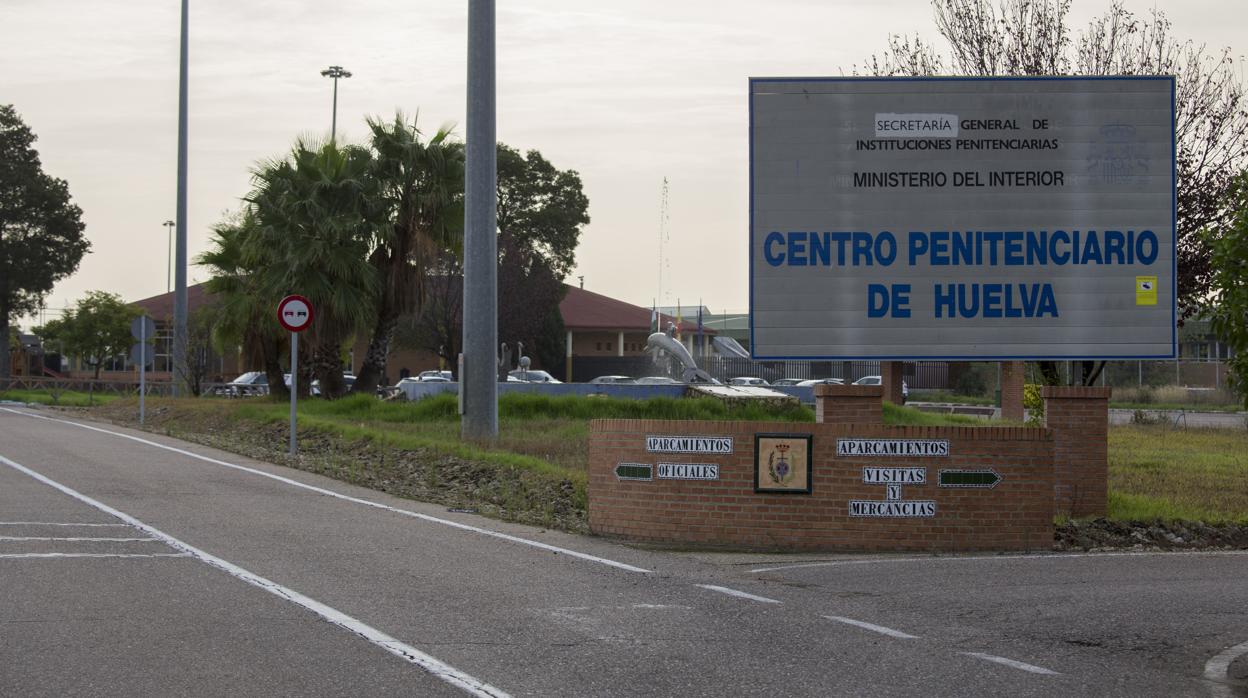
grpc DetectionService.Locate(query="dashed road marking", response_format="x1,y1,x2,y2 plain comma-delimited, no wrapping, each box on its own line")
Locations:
749,549,1248,573
0,452,511,698
0,552,192,559
0,522,129,527
695,584,782,604
1204,639,1248,698
0,407,651,575
823,615,919,640
0,536,158,542
962,652,1060,675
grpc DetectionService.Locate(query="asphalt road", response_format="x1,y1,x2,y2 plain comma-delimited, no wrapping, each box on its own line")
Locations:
1,405,1245,697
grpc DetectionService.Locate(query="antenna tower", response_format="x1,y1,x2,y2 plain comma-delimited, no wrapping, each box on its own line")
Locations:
658,177,671,307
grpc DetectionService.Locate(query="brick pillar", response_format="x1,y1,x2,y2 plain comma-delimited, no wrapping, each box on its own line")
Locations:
881,361,905,404
815,384,883,424
1043,386,1110,517
1001,361,1025,422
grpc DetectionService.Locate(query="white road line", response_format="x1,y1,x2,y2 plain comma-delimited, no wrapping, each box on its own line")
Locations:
1204,639,1248,698
0,408,651,575
0,552,192,559
0,453,511,698
695,584,782,604
962,652,1060,676
749,549,1248,573
0,522,129,527
0,536,158,542
822,615,919,640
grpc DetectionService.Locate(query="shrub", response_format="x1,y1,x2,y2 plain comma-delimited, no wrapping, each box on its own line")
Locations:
1023,383,1044,425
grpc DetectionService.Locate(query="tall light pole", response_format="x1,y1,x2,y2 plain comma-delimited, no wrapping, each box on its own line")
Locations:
320,65,352,142
172,0,189,396
462,0,497,440
162,220,175,293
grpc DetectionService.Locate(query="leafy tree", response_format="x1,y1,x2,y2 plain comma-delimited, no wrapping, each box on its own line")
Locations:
196,212,289,399
0,105,90,383
395,252,463,374
860,0,1248,384
1202,171,1248,407
497,235,568,373
244,140,379,398
495,145,587,369
35,291,138,379
182,305,219,398
352,115,464,395
405,145,589,373
496,145,589,281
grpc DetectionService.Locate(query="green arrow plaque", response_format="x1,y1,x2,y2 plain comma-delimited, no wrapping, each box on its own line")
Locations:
615,463,653,481
938,469,1002,488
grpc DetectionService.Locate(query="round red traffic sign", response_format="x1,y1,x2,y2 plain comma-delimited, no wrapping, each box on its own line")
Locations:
277,295,314,333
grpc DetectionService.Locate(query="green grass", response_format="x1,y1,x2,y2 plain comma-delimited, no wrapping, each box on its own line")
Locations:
294,391,818,423
101,393,1248,527
0,388,119,407
907,390,995,406
1108,424,1248,523
883,402,988,426
1109,401,1245,413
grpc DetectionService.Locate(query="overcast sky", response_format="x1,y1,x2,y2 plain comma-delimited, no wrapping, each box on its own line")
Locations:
5,0,1246,328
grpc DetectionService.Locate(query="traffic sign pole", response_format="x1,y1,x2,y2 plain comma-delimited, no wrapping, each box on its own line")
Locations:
131,315,156,426
289,332,298,456
277,295,313,459
140,320,146,426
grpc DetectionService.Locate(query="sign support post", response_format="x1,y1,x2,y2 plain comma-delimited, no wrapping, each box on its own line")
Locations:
130,315,156,426
140,320,146,426
277,295,314,459
289,331,298,456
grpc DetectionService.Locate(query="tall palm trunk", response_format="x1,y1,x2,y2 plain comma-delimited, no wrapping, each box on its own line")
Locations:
353,306,397,395
260,334,288,400
312,336,346,398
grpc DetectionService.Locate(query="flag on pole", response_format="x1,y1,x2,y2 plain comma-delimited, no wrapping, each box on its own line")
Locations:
650,301,658,333
676,300,682,340
696,304,703,359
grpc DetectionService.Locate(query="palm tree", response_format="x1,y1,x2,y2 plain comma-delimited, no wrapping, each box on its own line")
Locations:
244,139,380,398
196,212,289,399
351,114,464,395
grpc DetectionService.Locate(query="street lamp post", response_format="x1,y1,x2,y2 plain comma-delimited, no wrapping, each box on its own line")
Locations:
320,65,352,142
162,219,175,293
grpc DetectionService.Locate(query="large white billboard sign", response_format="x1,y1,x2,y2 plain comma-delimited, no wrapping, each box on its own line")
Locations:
749,77,1176,360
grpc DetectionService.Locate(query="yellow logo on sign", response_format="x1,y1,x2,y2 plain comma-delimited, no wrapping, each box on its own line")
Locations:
1136,276,1157,305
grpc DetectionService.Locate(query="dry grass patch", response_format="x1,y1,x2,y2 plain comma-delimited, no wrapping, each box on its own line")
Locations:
1109,424,1248,523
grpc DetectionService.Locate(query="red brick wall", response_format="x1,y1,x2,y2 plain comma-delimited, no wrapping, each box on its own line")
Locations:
589,419,1054,552
1043,386,1110,517
815,384,883,424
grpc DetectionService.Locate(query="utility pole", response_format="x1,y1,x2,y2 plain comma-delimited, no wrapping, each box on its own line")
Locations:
162,219,175,293
172,0,189,396
461,0,498,440
320,65,352,142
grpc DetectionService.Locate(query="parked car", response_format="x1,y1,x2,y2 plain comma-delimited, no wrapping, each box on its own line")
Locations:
728,376,770,386
851,375,908,402
220,371,268,397
508,369,562,383
634,376,681,385
771,378,805,386
796,378,845,387
589,375,635,384
418,370,454,382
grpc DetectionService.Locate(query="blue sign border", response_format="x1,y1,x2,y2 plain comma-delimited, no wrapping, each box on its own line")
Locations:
747,75,1178,361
